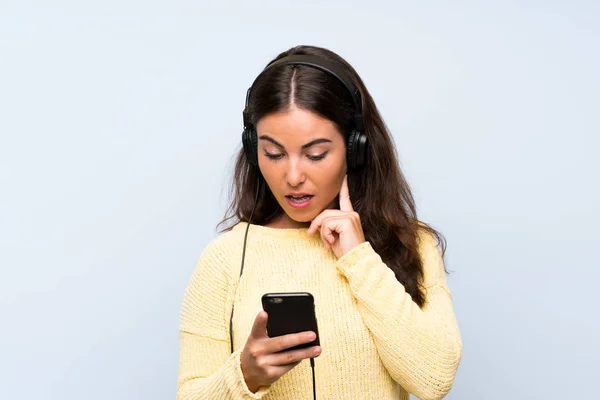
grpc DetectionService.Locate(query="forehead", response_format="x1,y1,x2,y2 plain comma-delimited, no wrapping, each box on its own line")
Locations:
256,107,343,143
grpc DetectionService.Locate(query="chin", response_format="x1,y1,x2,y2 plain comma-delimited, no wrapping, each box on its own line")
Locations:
283,210,313,222
277,205,315,222
286,206,328,223
292,215,315,223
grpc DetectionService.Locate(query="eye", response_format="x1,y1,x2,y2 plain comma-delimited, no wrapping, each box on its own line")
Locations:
263,151,329,162
308,151,329,162
264,151,283,161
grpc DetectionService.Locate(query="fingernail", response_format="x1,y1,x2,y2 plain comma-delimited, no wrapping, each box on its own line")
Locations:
307,332,316,340
314,347,321,355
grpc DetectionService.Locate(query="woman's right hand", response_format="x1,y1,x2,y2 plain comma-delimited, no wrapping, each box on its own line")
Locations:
240,311,321,393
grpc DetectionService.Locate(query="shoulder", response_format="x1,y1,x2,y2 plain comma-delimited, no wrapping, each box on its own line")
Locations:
416,223,441,256
192,221,249,278
182,223,247,307
203,221,247,252
415,222,447,288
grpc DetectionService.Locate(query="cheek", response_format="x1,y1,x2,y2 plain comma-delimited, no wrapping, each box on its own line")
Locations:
313,172,344,201
258,164,282,192
258,157,275,173
317,153,346,179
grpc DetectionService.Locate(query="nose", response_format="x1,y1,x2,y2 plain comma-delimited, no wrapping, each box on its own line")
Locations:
285,158,306,187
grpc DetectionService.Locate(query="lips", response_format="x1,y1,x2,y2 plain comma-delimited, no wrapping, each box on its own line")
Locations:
286,193,314,198
285,194,314,208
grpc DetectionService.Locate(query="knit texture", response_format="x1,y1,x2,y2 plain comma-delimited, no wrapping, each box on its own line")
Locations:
177,222,462,400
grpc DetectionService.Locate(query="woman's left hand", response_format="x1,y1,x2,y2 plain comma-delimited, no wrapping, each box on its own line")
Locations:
307,175,366,259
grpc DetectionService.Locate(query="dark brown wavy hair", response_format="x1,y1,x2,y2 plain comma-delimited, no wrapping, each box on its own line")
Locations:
217,45,447,307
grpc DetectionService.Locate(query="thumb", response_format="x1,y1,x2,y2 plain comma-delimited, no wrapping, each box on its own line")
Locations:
250,310,269,339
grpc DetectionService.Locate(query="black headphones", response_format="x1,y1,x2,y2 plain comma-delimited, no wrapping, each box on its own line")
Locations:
241,54,368,169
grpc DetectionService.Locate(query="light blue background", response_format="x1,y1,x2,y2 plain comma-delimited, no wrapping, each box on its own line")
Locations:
1,1,598,399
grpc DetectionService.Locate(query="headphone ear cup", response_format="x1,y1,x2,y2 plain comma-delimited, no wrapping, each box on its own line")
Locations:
242,128,259,166
250,129,258,166
346,130,367,169
346,130,357,169
354,132,367,168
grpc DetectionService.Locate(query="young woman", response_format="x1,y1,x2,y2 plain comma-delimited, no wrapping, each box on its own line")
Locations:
177,45,462,400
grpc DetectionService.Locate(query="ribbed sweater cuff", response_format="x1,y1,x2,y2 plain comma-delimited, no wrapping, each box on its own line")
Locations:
335,241,378,277
230,349,272,399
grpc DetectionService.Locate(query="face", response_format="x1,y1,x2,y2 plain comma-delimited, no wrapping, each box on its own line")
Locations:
256,106,347,229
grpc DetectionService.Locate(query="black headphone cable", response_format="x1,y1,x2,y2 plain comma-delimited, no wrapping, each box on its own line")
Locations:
229,173,260,354
229,173,317,400
311,357,316,399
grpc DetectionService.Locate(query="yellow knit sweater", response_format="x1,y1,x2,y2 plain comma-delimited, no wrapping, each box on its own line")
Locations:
177,222,462,400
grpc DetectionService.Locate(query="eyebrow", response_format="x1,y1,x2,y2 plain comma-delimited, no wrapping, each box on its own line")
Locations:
258,135,333,149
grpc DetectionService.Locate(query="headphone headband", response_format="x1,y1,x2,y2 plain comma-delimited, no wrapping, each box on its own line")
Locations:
241,53,368,170
243,54,364,131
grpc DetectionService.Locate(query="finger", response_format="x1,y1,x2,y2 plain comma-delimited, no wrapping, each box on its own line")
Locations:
263,360,302,380
339,174,353,212
307,210,342,235
270,360,302,372
307,211,328,235
267,346,322,366
250,311,269,339
320,217,345,247
265,331,317,354
319,218,334,247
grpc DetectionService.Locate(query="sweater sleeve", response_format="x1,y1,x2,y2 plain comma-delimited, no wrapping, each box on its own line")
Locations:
177,239,272,400
335,230,462,400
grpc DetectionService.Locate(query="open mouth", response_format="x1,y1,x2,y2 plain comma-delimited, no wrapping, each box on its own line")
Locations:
286,195,314,202
285,195,314,208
